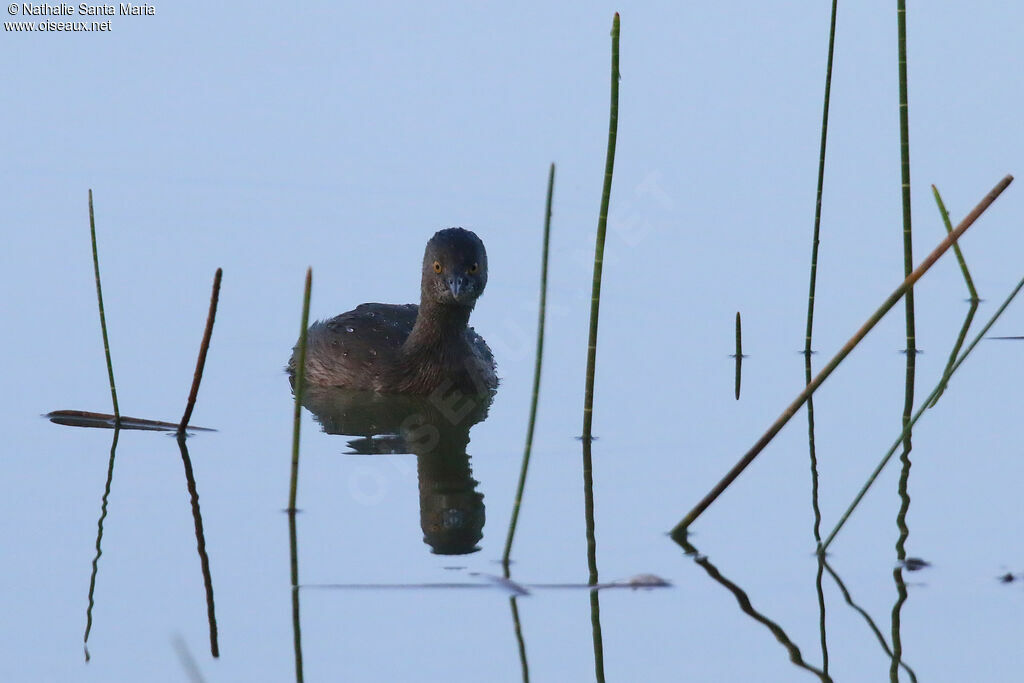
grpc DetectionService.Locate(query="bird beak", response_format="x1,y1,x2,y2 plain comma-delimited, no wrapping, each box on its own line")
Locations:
447,276,468,299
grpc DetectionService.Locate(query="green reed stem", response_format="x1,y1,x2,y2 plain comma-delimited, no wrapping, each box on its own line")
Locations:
179,268,223,434
503,163,555,568
821,273,1024,553
288,268,312,513
897,0,916,353
580,21,616,681
804,10,838,662
88,190,119,421
671,175,1012,538
932,185,978,300
804,0,839,355
288,269,311,681
581,12,620,442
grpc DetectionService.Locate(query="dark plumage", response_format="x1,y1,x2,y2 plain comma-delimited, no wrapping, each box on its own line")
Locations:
288,228,497,394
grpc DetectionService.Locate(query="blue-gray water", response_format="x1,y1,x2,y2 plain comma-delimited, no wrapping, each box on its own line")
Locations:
4,3,1024,681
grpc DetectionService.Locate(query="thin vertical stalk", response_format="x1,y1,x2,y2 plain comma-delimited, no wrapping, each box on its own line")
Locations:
288,268,312,513
503,163,555,567
287,269,311,681
581,13,620,442
734,312,742,400
897,0,916,353
803,8,838,669
180,268,223,434
804,0,840,354
88,190,119,421
580,21,618,682
581,24,618,679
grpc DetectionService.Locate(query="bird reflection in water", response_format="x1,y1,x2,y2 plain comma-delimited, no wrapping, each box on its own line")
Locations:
297,384,494,555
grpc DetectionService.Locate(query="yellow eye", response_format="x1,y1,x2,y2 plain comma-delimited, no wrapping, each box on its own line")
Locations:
433,260,443,273
468,263,479,274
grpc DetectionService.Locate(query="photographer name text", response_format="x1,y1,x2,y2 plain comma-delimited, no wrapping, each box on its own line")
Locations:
17,3,154,16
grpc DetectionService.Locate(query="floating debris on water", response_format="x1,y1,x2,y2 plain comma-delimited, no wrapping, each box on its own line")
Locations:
621,573,672,589
45,410,215,433
899,557,931,571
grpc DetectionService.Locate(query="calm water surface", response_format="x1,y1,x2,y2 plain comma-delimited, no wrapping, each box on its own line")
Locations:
5,210,1022,681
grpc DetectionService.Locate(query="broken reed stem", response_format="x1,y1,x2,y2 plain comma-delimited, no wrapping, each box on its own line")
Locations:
734,312,742,400
804,0,840,355
179,268,223,434
288,268,312,513
932,185,978,300
503,162,555,568
88,190,119,421
581,12,620,442
670,175,1012,537
820,273,1024,552
735,312,742,358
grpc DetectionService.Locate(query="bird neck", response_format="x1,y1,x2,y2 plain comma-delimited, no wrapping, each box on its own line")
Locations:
405,299,473,351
